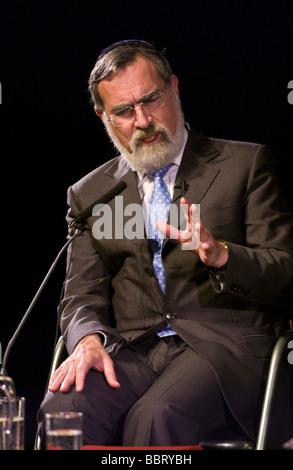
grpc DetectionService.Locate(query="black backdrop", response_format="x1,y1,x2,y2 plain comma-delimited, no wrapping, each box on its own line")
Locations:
1,0,293,449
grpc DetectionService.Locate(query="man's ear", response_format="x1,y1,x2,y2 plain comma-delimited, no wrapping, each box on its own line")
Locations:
170,74,179,96
94,106,104,120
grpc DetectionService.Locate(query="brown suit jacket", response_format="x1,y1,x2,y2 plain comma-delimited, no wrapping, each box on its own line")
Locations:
60,129,293,439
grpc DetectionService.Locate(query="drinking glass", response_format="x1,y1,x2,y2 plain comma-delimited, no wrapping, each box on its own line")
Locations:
45,411,83,450
0,376,16,400
0,396,25,450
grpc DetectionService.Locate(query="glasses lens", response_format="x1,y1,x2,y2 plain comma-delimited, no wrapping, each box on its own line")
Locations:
112,108,135,127
142,92,165,114
111,88,166,127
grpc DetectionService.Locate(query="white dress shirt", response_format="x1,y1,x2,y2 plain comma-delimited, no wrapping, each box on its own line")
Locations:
137,127,188,226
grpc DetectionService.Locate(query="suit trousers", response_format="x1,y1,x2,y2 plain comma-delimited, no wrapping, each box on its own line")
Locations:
38,335,243,446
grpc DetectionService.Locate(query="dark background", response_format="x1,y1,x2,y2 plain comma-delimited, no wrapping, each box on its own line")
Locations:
1,0,293,449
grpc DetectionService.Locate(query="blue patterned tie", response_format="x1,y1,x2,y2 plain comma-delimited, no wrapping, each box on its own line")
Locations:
148,164,176,337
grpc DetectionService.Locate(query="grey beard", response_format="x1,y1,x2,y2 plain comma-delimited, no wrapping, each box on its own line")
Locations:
103,107,186,174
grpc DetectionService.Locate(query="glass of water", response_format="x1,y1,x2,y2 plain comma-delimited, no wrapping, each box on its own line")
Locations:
45,411,83,450
0,396,25,450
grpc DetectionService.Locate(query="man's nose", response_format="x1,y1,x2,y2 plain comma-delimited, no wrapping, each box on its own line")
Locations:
133,104,152,128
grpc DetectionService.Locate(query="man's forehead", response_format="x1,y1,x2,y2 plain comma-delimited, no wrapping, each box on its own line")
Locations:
97,56,163,106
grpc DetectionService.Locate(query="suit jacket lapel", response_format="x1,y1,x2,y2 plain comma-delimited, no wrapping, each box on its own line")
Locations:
174,130,221,205
163,130,221,249
105,157,152,260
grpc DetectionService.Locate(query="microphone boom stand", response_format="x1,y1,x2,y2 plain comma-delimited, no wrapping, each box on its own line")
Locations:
0,180,127,377
0,227,84,376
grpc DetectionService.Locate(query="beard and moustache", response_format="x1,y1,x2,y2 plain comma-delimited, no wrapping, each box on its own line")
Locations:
103,99,186,174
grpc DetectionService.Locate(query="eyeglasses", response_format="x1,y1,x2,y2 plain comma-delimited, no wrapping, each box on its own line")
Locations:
103,84,167,127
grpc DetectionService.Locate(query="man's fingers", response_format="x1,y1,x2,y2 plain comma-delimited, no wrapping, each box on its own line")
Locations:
94,354,121,389
51,354,120,393
75,354,120,391
48,361,72,392
74,361,91,392
156,221,180,240
103,368,121,389
59,358,79,392
48,355,89,393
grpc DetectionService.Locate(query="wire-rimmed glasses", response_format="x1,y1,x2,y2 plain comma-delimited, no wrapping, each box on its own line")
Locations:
103,84,167,127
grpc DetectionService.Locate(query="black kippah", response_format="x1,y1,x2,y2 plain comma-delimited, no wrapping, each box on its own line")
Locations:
97,39,157,60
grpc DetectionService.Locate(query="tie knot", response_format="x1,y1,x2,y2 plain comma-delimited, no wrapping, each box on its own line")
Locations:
151,164,172,180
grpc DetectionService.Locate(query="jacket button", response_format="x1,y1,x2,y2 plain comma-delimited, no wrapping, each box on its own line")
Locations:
165,312,175,320
144,267,154,277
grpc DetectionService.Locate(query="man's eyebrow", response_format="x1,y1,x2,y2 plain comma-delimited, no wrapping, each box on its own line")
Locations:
110,89,160,115
111,103,132,115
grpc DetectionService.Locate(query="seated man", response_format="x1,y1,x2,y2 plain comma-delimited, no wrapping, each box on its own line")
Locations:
38,40,293,446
